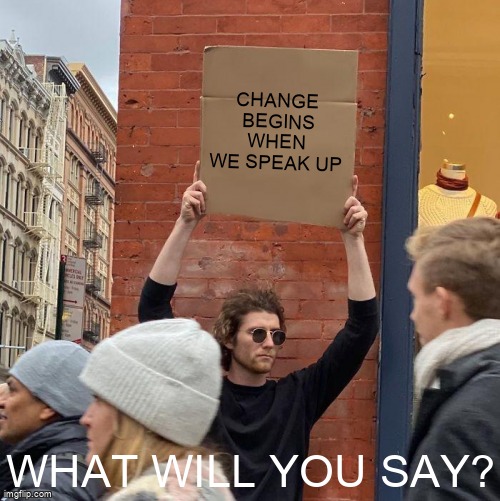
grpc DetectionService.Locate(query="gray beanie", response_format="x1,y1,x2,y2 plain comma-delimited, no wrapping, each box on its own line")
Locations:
10,340,92,417
80,318,222,447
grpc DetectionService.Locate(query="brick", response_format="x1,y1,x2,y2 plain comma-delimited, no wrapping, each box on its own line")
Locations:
247,0,306,14
114,201,146,221
360,147,383,167
358,51,387,71
308,0,363,14
120,53,152,72
182,0,247,15
330,14,388,32
359,70,386,91
177,34,246,53
117,145,179,165
121,16,153,36
275,281,324,300
178,109,200,127
150,90,201,108
112,276,146,297
121,35,180,54
306,33,362,50
129,0,182,15
113,239,144,259
144,201,180,221
117,126,150,146
151,53,203,72
244,34,307,48
119,90,152,109
150,127,199,146
217,16,282,33
120,71,180,91
300,299,348,320
281,15,331,33
179,71,202,89
116,182,176,203
361,32,388,50
118,109,178,127
364,0,389,14
153,16,217,34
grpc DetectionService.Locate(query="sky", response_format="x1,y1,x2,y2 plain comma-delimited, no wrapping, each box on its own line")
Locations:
0,0,121,109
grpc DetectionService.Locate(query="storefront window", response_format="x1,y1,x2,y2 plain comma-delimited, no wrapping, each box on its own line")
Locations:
419,0,500,227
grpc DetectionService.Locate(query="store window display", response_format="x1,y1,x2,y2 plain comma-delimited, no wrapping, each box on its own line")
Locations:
418,161,498,227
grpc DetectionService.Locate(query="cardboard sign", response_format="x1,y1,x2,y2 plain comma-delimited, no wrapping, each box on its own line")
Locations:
200,46,358,227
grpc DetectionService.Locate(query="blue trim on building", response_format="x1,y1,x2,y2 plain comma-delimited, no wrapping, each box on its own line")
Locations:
375,0,424,499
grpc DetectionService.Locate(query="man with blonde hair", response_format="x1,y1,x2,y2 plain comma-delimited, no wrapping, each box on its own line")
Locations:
405,217,500,499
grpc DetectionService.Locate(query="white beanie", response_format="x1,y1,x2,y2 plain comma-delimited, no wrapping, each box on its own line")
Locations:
10,340,92,417
80,318,222,447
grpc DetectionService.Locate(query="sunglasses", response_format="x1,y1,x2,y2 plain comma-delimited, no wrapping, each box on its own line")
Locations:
248,328,287,346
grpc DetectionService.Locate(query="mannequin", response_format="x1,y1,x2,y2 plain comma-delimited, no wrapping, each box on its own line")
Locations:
418,161,498,227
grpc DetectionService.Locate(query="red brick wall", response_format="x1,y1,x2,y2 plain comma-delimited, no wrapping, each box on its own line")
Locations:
114,1,387,499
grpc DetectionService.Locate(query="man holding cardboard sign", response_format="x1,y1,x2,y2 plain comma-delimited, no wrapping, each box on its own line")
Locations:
138,162,378,500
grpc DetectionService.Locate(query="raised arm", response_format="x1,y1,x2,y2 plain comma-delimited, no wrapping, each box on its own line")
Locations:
301,176,378,421
138,163,206,322
149,161,206,285
340,175,376,301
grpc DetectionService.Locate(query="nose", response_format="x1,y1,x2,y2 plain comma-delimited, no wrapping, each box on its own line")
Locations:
261,331,275,348
80,409,90,427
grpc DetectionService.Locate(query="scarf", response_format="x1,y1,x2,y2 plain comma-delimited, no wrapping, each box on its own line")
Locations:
414,319,500,418
435,169,469,190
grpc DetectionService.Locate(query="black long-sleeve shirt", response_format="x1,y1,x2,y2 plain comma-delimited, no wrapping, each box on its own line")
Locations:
139,277,378,500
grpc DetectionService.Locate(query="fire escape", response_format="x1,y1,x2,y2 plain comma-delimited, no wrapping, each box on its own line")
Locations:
82,144,106,342
23,83,66,347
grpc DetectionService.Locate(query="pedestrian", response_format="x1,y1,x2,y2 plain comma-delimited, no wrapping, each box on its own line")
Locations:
80,317,234,500
405,217,500,499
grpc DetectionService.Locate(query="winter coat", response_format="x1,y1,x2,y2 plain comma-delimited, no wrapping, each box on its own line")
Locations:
406,342,500,500
0,417,104,500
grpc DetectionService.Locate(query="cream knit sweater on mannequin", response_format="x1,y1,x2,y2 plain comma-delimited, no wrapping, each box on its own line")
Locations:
418,184,497,227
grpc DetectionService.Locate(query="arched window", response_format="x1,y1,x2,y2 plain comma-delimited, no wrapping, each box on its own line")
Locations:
15,172,23,218
23,180,32,223
0,92,7,136
18,112,28,148
4,166,11,210
8,101,18,144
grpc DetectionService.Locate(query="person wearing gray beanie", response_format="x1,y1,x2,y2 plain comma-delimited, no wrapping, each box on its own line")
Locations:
0,340,104,500
80,318,234,500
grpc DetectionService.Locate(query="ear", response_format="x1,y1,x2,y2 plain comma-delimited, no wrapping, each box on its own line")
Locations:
40,405,58,422
435,286,453,320
224,339,234,350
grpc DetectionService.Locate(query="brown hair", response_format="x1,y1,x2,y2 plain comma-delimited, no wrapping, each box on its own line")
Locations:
406,217,500,321
213,288,285,371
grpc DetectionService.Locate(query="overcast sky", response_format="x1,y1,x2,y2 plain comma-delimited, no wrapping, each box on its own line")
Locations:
0,0,121,109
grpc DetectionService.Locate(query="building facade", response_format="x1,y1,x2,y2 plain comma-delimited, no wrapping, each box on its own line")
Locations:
64,63,116,343
0,37,117,369
0,36,67,366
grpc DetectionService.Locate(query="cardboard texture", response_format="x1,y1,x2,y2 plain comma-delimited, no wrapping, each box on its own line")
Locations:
200,46,358,227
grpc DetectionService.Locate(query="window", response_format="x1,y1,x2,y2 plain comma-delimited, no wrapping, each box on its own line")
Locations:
8,103,16,144
67,202,78,233
419,0,500,226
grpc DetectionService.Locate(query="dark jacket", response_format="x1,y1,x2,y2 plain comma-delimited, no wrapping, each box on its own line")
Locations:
406,343,500,500
0,417,104,500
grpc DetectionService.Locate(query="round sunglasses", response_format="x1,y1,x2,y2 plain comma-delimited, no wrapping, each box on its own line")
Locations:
248,328,286,346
